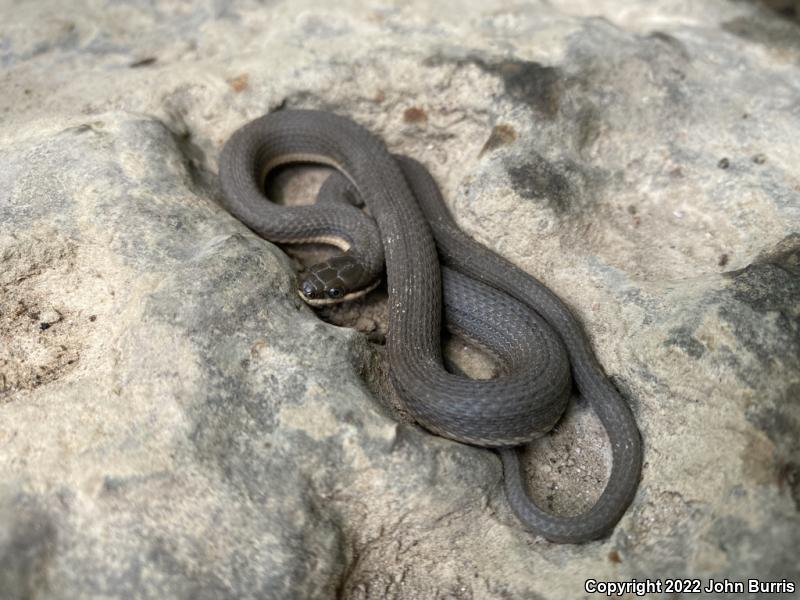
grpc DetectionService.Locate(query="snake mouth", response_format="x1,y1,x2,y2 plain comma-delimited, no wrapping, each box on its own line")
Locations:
297,279,380,306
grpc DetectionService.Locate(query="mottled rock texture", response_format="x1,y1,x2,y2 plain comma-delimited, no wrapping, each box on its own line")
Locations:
1,1,798,598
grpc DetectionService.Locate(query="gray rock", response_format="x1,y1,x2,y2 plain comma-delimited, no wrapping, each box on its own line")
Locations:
1,1,798,599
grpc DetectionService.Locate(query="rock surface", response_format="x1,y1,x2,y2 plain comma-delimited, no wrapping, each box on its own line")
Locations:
1,1,799,598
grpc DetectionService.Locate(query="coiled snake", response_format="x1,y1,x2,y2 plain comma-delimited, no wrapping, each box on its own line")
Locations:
218,109,642,543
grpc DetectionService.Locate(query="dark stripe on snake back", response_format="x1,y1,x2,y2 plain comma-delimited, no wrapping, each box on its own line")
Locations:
218,109,643,543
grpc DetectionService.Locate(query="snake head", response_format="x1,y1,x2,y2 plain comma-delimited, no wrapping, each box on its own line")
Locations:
298,255,373,306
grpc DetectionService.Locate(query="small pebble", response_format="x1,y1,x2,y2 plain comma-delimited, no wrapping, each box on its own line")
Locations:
752,153,767,164
403,106,427,124
717,157,729,169
355,316,376,332
39,308,62,325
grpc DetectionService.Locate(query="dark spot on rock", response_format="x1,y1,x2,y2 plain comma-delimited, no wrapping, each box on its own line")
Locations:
608,550,622,563
718,253,729,267
649,31,681,46
479,124,517,156
39,322,50,331
718,157,730,169
746,382,800,511
103,476,125,493
776,461,799,509
647,31,692,61
722,16,800,51
664,326,706,359
0,495,57,597
130,57,157,68
742,113,750,119
402,107,427,124
747,232,800,277
162,123,210,189
725,260,799,316
89,315,97,322
500,61,561,116
469,58,562,116
69,124,94,135
669,167,684,178
505,152,576,212
627,205,637,215
720,234,800,380
753,153,767,164
760,0,798,20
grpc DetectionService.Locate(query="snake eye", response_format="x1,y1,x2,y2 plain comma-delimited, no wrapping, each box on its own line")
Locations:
327,287,344,299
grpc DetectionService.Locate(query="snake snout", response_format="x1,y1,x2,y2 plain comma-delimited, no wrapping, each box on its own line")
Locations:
298,268,348,305
300,279,322,299
298,256,372,305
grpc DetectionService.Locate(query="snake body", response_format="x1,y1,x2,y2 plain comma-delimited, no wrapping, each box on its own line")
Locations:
218,109,643,543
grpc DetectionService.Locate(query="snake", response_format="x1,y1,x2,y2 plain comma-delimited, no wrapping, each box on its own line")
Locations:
218,109,643,543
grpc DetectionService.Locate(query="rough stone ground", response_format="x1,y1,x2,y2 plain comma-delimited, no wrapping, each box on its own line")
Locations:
1,1,798,599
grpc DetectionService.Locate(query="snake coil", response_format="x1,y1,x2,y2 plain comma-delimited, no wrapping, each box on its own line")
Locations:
219,109,643,543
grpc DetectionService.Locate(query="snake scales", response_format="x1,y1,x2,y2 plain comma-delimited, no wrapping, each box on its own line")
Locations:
218,109,642,543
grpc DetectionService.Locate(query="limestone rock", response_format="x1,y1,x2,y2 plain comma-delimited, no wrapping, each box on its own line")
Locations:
1,1,798,598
